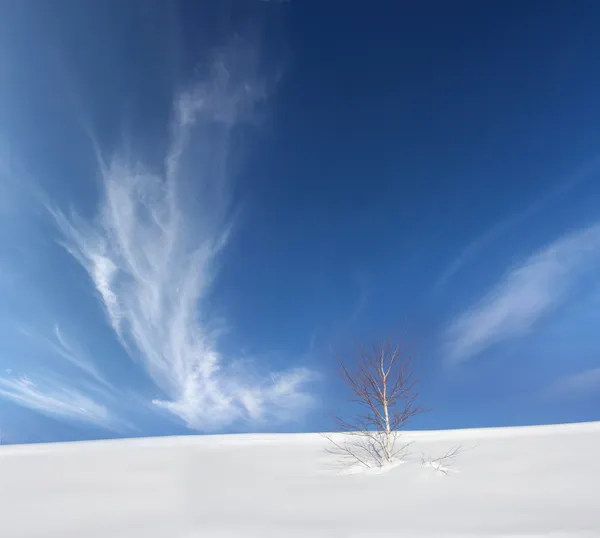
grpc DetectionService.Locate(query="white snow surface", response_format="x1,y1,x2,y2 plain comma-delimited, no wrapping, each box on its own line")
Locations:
1,422,599,537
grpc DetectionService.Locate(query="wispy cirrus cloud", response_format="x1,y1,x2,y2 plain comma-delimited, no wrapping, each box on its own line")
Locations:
19,324,109,387
0,375,115,428
552,368,600,396
0,325,123,430
444,222,600,364
51,41,314,431
1,138,115,430
435,157,600,289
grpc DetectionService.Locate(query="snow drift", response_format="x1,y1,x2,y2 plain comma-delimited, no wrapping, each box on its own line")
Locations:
1,422,599,537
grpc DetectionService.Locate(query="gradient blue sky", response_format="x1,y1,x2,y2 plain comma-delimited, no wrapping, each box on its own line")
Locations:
1,0,600,444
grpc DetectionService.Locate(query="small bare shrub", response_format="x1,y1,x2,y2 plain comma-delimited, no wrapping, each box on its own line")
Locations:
324,340,425,468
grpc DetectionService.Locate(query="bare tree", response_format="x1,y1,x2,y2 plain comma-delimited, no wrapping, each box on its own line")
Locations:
420,445,461,475
324,340,425,468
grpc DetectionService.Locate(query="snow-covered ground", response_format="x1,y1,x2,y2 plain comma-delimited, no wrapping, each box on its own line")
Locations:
1,422,599,537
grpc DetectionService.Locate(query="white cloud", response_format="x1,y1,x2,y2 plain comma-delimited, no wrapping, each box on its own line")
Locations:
553,368,600,396
0,375,115,428
0,327,125,429
52,43,314,431
435,157,600,289
435,212,526,289
19,325,109,387
444,223,600,364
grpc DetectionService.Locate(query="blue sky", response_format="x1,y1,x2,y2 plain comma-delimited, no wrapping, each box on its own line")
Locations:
1,0,600,444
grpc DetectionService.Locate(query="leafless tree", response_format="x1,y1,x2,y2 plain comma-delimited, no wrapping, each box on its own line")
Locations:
420,445,462,475
324,340,425,468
